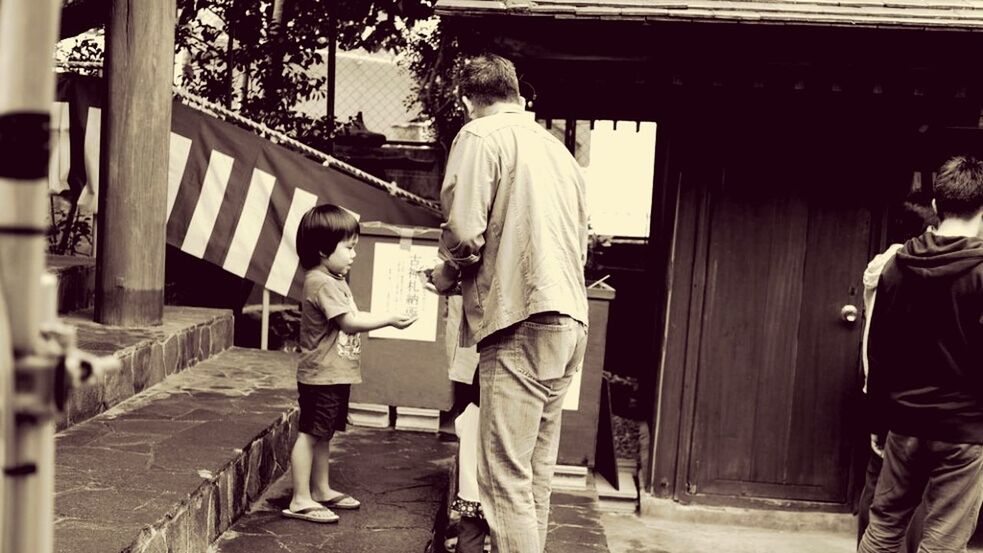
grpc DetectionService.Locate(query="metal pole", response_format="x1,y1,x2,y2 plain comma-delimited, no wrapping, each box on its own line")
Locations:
225,4,235,108
0,1,62,552
261,288,270,350
0,285,11,553
326,10,337,155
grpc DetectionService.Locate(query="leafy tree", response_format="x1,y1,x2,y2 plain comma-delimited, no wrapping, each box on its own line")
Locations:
400,17,470,153
61,0,441,144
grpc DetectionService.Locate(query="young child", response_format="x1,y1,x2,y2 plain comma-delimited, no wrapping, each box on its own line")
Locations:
282,204,417,523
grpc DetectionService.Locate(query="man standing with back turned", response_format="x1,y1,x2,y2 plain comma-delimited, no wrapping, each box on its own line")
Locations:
859,155,983,552
429,54,590,553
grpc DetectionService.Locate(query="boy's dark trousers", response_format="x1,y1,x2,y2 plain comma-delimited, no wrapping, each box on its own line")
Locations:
858,433,983,553
456,517,489,553
858,450,922,553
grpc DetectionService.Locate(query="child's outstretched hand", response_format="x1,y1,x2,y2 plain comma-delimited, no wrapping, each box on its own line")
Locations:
389,313,418,329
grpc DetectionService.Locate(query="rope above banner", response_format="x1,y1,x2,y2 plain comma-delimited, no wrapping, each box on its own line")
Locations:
50,68,442,301
55,59,442,216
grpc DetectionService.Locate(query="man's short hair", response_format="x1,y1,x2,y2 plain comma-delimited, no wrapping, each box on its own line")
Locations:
458,54,520,107
935,155,983,220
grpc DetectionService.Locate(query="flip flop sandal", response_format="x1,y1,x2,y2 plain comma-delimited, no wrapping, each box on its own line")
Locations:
320,493,361,510
281,506,339,523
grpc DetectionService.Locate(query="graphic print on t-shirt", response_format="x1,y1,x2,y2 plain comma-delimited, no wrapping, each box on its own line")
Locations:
336,330,361,361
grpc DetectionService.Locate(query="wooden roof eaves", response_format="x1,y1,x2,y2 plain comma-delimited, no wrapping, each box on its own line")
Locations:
434,0,983,31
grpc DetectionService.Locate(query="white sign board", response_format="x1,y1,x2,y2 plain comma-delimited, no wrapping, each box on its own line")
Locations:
368,242,439,342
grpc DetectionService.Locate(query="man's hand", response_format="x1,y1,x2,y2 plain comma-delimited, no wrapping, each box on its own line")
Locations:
870,433,885,458
389,313,419,329
430,261,460,295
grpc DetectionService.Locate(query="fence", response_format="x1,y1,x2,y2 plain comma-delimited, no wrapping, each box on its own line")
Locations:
296,48,429,143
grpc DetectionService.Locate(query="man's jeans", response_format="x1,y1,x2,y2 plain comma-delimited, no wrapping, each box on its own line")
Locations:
858,432,983,553
477,313,588,553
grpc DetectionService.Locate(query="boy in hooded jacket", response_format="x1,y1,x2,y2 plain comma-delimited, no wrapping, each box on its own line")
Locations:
859,155,983,553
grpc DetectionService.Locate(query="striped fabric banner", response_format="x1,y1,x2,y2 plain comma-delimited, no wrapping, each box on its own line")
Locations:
51,75,103,210
54,74,441,301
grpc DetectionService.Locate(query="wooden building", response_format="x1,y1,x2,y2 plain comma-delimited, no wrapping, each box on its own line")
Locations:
435,0,983,512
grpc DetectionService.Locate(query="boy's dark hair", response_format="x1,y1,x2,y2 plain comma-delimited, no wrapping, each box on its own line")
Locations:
888,190,940,244
296,204,359,270
458,54,520,107
934,155,983,220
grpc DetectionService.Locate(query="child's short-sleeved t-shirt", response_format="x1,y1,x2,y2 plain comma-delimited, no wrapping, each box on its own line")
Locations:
297,266,362,385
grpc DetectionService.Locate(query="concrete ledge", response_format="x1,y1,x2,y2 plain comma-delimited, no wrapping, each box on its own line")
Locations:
47,254,96,314
639,495,855,534
55,348,299,553
59,306,234,429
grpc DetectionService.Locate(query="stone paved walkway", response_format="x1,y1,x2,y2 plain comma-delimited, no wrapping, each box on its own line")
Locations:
212,431,610,553
212,428,455,553
547,491,612,553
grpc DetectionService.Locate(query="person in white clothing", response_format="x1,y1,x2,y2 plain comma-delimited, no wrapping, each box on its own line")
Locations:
856,193,937,550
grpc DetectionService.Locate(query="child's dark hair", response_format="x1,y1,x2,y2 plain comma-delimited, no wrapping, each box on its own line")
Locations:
296,204,359,270
888,190,939,244
934,155,983,219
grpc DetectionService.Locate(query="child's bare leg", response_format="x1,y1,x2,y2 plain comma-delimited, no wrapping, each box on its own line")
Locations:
311,438,333,500
310,438,359,507
289,432,322,511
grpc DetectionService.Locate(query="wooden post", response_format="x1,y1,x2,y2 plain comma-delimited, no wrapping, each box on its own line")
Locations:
0,2,63,551
94,0,176,326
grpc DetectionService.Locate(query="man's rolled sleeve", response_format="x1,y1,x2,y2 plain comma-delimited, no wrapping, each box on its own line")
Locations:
439,131,498,273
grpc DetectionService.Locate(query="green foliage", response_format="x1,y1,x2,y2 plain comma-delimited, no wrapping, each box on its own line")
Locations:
170,0,439,144
47,197,94,256
399,18,470,152
60,0,478,156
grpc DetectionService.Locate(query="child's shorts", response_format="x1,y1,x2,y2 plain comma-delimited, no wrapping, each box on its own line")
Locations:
297,383,350,440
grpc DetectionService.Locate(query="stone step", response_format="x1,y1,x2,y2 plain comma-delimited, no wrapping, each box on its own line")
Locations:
60,306,233,430
47,254,96,314
596,468,639,514
54,347,299,553
212,428,456,553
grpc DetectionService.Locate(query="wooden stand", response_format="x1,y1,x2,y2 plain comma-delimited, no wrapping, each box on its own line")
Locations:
347,223,452,411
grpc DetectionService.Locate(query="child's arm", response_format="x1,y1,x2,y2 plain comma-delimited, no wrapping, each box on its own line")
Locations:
334,310,417,334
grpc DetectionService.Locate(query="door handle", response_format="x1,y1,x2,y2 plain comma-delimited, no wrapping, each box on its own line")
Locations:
841,304,859,324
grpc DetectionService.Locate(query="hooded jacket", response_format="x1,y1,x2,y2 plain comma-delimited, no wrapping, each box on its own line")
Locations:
867,232,983,443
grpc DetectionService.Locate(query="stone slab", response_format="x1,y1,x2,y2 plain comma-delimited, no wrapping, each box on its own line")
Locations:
553,464,590,491
546,491,611,553
59,306,235,429
596,464,639,515
54,347,299,553
600,511,856,553
395,406,441,433
349,402,391,428
213,428,456,553
639,495,856,534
